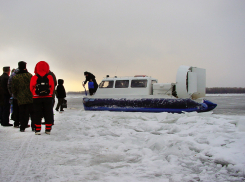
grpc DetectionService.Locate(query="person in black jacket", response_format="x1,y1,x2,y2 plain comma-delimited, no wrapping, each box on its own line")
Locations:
0,75,4,124
0,66,12,126
55,79,66,112
48,70,57,107
82,71,98,94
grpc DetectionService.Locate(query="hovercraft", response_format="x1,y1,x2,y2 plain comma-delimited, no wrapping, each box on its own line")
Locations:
83,66,217,113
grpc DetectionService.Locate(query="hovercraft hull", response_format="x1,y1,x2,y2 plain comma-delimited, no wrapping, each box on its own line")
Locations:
83,98,216,113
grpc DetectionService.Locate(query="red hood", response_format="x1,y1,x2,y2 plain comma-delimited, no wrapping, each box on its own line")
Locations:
34,61,50,76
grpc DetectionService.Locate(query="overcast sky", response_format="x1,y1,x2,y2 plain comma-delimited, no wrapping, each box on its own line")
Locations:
1,0,245,91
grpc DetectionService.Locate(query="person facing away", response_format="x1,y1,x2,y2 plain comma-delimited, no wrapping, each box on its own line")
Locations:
47,70,57,125
48,70,57,107
0,66,12,126
7,68,20,127
88,79,95,96
0,74,4,124
8,69,16,119
30,61,54,135
82,71,98,93
55,79,66,112
12,61,34,132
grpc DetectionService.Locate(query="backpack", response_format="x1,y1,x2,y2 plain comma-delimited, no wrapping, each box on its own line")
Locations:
35,74,50,96
88,81,94,89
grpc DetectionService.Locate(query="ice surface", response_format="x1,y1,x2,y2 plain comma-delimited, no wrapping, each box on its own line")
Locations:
0,94,245,182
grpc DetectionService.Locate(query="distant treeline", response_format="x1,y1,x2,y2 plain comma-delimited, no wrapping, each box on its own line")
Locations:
67,91,85,95
206,87,245,94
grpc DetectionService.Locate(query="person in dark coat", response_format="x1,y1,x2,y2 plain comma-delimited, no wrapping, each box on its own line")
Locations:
47,70,57,125
48,70,57,107
0,76,4,124
0,66,12,126
55,79,66,112
40,71,57,125
82,71,98,95
12,61,34,132
8,68,20,127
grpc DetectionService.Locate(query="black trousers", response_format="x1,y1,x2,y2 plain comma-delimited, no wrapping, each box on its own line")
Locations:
12,99,19,127
0,94,10,126
56,98,64,111
19,103,34,131
33,98,53,132
52,97,55,108
89,89,95,95
0,105,2,124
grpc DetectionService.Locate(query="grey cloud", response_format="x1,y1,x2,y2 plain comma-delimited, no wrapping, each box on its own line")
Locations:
0,0,245,90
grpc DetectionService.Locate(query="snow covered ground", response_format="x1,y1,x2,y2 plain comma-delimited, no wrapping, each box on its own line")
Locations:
0,94,245,182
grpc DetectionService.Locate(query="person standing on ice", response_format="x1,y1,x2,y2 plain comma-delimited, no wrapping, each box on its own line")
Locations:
0,75,4,125
48,70,57,107
55,79,66,112
0,66,12,126
30,61,54,135
8,68,20,127
46,70,57,125
12,61,34,132
82,71,98,94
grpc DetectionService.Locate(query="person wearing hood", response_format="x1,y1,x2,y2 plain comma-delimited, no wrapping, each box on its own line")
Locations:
12,61,34,132
82,71,98,95
0,66,12,126
55,79,66,112
30,61,54,135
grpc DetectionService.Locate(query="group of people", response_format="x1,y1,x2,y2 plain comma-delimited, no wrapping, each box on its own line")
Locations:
0,61,66,135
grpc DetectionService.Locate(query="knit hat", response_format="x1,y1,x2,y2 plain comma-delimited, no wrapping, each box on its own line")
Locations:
3,66,10,72
58,79,64,85
84,71,89,75
18,61,26,70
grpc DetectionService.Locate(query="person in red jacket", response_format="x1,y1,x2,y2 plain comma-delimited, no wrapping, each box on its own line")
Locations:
30,61,54,135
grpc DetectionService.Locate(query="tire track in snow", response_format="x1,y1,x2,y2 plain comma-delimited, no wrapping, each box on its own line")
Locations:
0,129,43,182
9,132,41,182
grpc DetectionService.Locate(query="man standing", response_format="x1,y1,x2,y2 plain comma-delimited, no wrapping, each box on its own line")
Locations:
0,66,12,126
55,79,66,111
41,70,57,125
0,76,4,124
48,70,57,107
8,68,20,127
12,61,33,132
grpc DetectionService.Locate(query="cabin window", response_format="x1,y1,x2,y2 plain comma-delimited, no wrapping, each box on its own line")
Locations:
99,81,114,88
151,80,157,84
131,80,147,88
115,80,129,88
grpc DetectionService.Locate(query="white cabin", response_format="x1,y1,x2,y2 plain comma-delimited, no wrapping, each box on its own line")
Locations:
97,75,158,96
93,65,206,100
